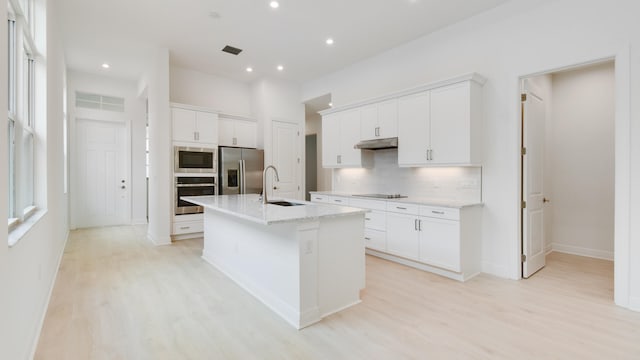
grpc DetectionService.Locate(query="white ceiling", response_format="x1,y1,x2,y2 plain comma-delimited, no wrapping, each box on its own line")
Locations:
57,0,510,83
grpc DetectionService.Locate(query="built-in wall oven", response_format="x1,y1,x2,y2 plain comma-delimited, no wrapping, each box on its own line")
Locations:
174,146,217,173
175,176,216,215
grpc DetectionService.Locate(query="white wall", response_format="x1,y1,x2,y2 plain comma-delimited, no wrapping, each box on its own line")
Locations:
548,62,615,259
67,71,147,226
251,78,305,198
1,0,70,358
170,66,252,117
140,49,172,246
301,0,639,309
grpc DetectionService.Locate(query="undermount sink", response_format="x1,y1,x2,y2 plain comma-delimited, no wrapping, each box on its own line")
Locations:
268,201,305,207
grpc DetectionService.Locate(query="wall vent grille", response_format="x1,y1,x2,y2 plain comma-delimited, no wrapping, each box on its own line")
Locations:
222,45,243,55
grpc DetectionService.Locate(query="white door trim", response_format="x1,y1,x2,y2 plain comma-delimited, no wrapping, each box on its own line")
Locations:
514,47,631,310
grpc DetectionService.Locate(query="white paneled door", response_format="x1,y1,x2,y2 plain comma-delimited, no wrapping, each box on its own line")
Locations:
76,119,129,228
271,121,301,200
522,88,546,278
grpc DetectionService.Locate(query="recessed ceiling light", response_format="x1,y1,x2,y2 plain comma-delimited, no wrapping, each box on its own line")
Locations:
270,1,279,9
246,67,253,73
277,65,284,71
101,63,110,69
325,38,334,46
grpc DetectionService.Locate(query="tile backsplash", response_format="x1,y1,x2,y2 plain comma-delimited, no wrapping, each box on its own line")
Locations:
332,149,482,203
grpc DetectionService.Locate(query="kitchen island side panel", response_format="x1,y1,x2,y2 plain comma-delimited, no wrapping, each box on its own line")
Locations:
201,208,364,329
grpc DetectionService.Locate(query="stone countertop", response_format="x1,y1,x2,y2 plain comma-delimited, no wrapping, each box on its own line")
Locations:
309,191,483,209
182,194,368,225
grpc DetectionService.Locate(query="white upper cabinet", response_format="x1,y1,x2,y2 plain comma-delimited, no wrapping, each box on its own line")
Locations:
172,107,218,145
322,113,341,167
321,73,484,168
429,81,474,165
398,78,483,166
398,92,430,166
360,99,398,141
322,109,372,168
195,111,218,144
219,117,257,148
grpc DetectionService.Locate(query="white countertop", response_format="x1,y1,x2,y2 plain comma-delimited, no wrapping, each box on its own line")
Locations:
309,191,483,209
182,194,368,225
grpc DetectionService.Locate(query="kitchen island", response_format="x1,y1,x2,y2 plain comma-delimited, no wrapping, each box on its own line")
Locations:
182,194,367,329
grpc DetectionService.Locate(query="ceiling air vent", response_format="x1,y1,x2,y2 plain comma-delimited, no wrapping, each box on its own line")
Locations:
222,45,243,55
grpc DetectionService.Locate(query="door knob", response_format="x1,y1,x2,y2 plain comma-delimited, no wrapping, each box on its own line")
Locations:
273,186,278,190
121,185,126,189
121,180,125,183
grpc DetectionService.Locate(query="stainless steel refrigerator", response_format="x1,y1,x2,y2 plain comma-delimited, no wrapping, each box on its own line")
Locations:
218,146,264,195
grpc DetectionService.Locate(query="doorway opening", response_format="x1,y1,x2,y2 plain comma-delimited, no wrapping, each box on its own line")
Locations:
520,60,615,294
303,94,332,200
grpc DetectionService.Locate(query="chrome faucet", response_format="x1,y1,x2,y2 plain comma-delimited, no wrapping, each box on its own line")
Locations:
261,165,280,204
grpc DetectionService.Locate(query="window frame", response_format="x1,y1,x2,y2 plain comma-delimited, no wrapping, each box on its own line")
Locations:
7,0,44,237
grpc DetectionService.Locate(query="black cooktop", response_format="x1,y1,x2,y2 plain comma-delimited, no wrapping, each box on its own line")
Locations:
353,194,407,199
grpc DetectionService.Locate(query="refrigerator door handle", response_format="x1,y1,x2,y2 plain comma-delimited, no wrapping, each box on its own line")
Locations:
239,160,246,194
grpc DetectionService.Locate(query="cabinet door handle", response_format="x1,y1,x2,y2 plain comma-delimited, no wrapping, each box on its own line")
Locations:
375,127,380,137
418,220,422,231
364,237,371,241
414,219,418,231
396,206,407,210
365,217,371,221
337,155,342,164
233,137,237,145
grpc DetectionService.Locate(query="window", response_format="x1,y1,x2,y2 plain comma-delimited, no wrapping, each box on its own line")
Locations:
76,91,125,112
7,2,44,236
7,18,16,224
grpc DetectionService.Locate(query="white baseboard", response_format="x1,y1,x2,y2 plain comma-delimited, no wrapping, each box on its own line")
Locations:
131,218,148,225
552,243,614,261
628,296,640,312
29,229,70,360
146,231,171,246
481,261,510,279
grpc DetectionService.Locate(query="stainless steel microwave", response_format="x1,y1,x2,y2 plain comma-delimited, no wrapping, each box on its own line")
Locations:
174,146,217,173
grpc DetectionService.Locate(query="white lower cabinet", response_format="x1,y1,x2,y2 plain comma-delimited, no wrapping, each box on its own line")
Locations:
386,212,420,260
418,217,460,272
173,220,204,235
309,193,482,281
364,228,386,252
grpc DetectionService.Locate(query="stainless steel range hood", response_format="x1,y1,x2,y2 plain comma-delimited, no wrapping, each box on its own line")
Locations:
354,137,398,150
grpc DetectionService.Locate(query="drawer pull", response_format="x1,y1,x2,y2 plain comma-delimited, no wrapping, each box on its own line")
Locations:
431,211,445,215
365,217,371,221
396,206,407,210
364,237,371,240
180,226,190,230
334,200,342,203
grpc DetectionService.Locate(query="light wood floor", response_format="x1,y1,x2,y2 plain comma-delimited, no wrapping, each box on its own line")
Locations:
35,226,640,359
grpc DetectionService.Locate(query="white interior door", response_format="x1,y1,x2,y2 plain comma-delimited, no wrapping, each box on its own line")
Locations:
522,88,546,278
271,121,301,200
76,119,129,228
